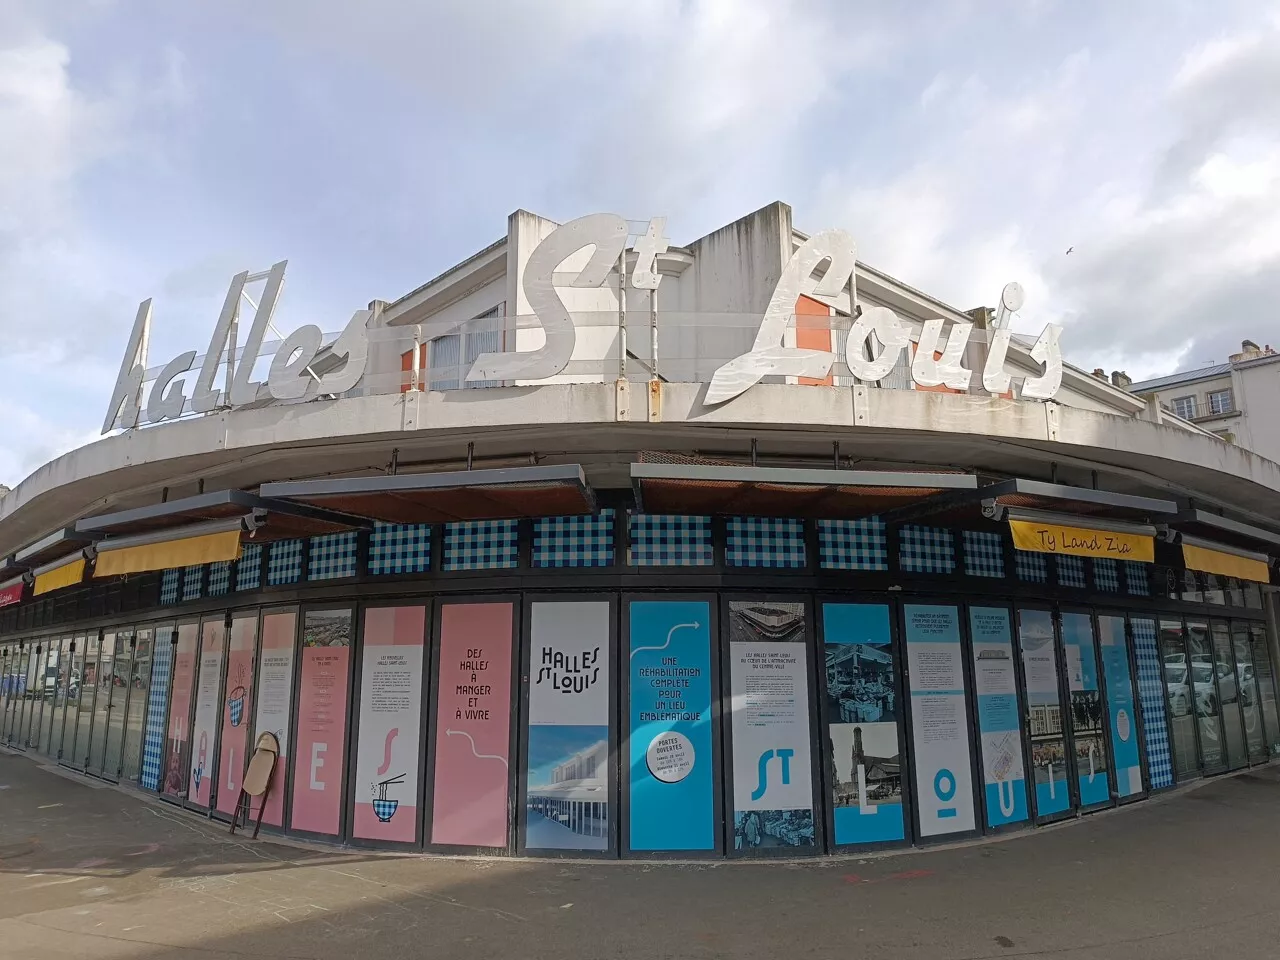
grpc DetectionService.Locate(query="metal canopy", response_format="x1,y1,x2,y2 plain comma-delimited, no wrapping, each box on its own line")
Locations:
0,555,25,580
75,489,370,543
14,527,97,568
879,477,1180,526
1168,508,1280,552
259,464,596,524
631,463,978,519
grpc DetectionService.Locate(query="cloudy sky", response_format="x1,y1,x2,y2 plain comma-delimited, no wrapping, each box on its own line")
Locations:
2,0,1278,487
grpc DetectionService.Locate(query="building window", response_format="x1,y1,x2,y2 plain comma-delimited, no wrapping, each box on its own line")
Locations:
400,304,506,391
1207,389,1233,415
1171,395,1196,419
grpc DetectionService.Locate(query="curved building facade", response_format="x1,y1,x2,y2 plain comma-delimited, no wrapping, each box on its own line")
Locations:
1,202,1279,858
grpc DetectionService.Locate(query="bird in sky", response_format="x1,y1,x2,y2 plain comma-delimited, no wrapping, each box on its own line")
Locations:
1065,246,1074,255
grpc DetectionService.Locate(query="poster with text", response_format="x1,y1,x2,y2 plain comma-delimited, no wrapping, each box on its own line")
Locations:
729,601,816,850
525,601,611,851
905,604,976,836
969,607,1029,827
1062,613,1110,807
1097,616,1141,798
628,600,714,852
432,603,514,847
290,610,352,835
354,606,425,843
822,603,904,845
215,615,259,817
1018,609,1071,817
163,622,200,799
188,620,226,809
252,611,297,827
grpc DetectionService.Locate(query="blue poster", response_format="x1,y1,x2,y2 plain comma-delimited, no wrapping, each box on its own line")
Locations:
628,601,715,851
822,604,905,845
1062,613,1111,807
1017,609,1071,818
968,607,1029,827
1098,615,1142,797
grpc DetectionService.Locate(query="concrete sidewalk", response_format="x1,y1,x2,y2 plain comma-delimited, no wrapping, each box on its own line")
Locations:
2,750,1280,960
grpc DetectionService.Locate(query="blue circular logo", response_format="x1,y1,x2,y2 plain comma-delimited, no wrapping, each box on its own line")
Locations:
934,768,957,801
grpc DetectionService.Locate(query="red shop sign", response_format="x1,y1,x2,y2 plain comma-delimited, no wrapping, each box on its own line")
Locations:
0,582,24,608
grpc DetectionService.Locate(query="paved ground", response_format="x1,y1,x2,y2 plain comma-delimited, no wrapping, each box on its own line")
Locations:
2,750,1280,960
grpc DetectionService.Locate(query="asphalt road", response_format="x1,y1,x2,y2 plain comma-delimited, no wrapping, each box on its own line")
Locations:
2,749,1280,959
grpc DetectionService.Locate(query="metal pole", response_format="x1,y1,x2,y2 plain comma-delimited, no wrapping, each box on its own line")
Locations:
410,325,422,393
650,288,658,382
617,252,627,381
467,442,474,471
225,304,238,409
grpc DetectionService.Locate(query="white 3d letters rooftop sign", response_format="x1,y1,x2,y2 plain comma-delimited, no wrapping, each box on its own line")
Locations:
102,213,1062,433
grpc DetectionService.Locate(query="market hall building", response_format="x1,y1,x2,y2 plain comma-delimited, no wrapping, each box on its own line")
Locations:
2,201,1280,857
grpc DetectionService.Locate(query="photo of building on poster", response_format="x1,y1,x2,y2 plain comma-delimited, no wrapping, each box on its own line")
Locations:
1019,609,1071,816
525,601,612,851
822,603,904,845
728,601,816,850
1063,613,1110,807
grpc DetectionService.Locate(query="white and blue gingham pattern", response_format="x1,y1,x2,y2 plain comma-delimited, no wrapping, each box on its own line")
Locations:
267,538,305,585
628,514,713,566
899,525,955,574
533,509,615,567
726,516,807,568
308,531,359,581
818,517,887,571
181,565,203,601
368,522,432,575
1092,557,1121,592
1131,617,1173,789
962,530,1005,578
1123,561,1150,596
159,569,181,605
1014,549,1048,583
444,519,519,571
235,543,263,591
1056,555,1087,588
207,561,232,597
140,634,173,791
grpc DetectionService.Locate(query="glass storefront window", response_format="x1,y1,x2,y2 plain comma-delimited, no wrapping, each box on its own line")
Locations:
53,636,74,759
64,635,89,765
13,645,32,748
1224,578,1245,608
1232,622,1267,763
163,622,200,799
87,632,118,774
289,608,354,836
1248,624,1279,753
1210,621,1246,770
1097,615,1142,798
1181,571,1203,604
101,629,135,780
122,628,154,783
1242,582,1263,609
1061,613,1110,807
1017,608,1071,820
1186,621,1225,773
1158,619,1198,781
1202,574,1226,606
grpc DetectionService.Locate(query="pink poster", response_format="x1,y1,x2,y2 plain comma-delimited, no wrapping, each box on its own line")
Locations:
215,615,259,817
352,606,425,843
430,603,513,847
289,609,352,836
163,623,200,798
188,620,226,808
251,611,297,828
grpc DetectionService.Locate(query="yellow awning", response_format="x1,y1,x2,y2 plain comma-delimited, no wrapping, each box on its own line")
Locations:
1010,519,1154,563
1182,543,1270,583
93,529,243,578
34,557,85,596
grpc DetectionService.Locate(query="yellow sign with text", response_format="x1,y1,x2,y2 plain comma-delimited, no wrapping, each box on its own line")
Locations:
1009,520,1154,563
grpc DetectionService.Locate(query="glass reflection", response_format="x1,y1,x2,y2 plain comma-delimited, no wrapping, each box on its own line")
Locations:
1186,621,1224,773
1233,623,1267,763
1249,624,1279,753
1210,621,1246,769
1159,619,1198,780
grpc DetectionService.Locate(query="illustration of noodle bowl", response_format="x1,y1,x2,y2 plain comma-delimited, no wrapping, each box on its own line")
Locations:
227,686,246,727
372,773,405,822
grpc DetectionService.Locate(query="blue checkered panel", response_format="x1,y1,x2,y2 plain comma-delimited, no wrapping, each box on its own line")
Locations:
159,569,180,605
628,514,714,567
368,522,432,575
818,518,887,571
1131,617,1173,789
181,565,203,601
267,539,305,586
443,520,519,571
899,525,955,574
1124,561,1151,596
1015,550,1048,583
1093,557,1121,593
140,631,173,791
1056,555,1087,588
726,516,807,569
533,509,615,568
308,531,359,581
207,561,232,597
235,543,263,591
962,530,1005,578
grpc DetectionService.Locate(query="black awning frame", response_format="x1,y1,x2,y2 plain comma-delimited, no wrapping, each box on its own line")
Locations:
75,489,372,537
1166,508,1280,551
877,477,1180,526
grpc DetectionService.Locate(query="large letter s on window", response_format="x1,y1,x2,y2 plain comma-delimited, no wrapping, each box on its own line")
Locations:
466,213,628,384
